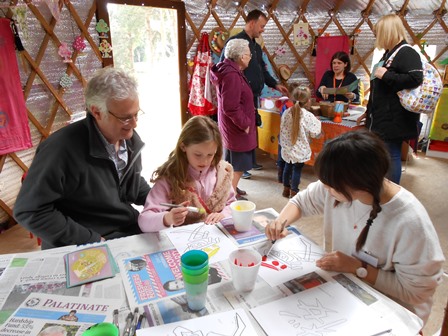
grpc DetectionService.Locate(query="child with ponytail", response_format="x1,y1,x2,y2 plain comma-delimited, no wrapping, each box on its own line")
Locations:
279,85,321,198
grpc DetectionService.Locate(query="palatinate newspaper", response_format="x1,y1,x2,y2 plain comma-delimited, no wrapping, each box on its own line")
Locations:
0,292,120,336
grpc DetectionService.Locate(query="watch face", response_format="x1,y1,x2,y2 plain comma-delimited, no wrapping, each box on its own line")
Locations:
356,267,368,278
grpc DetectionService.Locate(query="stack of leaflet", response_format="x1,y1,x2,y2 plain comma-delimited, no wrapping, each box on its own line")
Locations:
64,244,119,288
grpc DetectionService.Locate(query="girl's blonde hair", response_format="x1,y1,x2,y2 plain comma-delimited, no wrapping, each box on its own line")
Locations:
375,14,408,50
289,85,311,144
151,116,223,198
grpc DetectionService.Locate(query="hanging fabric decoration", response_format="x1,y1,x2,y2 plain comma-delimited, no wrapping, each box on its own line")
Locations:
188,32,217,116
96,19,110,38
9,19,27,73
0,19,32,155
99,39,112,58
294,22,309,46
72,36,86,53
351,29,361,55
43,0,61,21
60,73,73,89
58,42,72,63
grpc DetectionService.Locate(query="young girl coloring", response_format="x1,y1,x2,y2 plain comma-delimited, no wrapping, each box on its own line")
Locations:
280,85,321,198
138,116,236,232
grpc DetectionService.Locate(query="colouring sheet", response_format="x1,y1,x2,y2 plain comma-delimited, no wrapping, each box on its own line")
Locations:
251,281,389,336
257,233,325,287
136,308,259,336
165,223,237,263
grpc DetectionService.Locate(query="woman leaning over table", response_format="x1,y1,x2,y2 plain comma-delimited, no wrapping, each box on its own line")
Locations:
357,13,423,184
316,51,359,104
266,129,444,326
210,39,257,200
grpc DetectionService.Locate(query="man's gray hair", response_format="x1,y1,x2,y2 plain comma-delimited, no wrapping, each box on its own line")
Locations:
85,66,139,116
224,39,249,61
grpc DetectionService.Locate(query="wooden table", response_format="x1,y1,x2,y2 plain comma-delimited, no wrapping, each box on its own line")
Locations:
258,108,362,165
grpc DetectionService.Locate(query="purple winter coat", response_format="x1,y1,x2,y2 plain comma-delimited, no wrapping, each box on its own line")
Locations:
210,59,257,152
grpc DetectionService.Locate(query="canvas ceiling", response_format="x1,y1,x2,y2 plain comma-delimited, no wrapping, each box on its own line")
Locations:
0,0,447,227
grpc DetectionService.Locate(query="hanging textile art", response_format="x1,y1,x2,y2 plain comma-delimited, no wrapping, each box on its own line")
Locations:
188,32,217,116
0,19,32,155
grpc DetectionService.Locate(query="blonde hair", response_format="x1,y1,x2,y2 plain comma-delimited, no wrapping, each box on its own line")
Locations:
289,86,311,144
151,116,223,198
375,14,408,50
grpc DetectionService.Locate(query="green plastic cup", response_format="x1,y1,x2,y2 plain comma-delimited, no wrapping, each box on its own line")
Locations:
181,250,209,276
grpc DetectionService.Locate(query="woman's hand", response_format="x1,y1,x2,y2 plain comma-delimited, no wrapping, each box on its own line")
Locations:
244,126,250,134
345,92,356,101
316,251,359,274
374,66,387,79
265,218,289,241
204,212,225,224
319,86,328,100
163,201,189,227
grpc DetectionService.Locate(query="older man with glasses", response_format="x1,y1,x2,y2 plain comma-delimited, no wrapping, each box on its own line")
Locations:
14,67,151,249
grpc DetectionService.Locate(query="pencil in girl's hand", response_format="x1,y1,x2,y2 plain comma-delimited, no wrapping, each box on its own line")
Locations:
160,203,206,215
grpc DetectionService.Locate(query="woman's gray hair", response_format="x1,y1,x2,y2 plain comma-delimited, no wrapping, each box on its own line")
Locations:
85,66,139,116
224,39,249,61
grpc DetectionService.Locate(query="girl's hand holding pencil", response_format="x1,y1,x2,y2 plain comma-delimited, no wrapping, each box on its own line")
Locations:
161,201,192,227
265,218,289,241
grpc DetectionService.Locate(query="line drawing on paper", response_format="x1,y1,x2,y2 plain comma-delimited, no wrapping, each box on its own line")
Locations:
169,224,222,257
278,296,347,335
171,312,247,336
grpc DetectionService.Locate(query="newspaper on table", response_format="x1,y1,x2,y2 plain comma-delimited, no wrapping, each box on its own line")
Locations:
118,248,230,308
0,293,120,336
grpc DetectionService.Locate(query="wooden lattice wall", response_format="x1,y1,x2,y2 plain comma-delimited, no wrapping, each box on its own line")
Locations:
0,0,447,228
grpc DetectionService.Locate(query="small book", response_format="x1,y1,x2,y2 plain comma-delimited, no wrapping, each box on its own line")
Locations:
64,244,119,288
218,208,279,246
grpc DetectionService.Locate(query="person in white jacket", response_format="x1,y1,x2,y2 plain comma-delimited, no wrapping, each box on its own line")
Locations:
266,129,444,325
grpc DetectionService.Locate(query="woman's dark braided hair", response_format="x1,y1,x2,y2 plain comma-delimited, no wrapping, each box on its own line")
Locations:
314,129,390,252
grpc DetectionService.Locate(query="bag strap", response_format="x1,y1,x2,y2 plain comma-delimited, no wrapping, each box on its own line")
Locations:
385,44,410,67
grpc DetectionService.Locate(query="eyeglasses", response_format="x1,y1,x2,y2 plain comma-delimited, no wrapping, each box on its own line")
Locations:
108,109,145,125
244,53,252,58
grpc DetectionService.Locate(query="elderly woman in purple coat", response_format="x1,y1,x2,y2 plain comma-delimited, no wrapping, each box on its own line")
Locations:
210,39,257,200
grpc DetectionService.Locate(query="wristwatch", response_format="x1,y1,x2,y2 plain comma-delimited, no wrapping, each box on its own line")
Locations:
356,260,368,278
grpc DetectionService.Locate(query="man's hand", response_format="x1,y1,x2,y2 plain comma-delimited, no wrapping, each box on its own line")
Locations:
276,84,289,96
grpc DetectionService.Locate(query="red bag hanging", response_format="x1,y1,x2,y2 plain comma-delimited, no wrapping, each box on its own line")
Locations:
0,18,32,155
188,32,217,116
